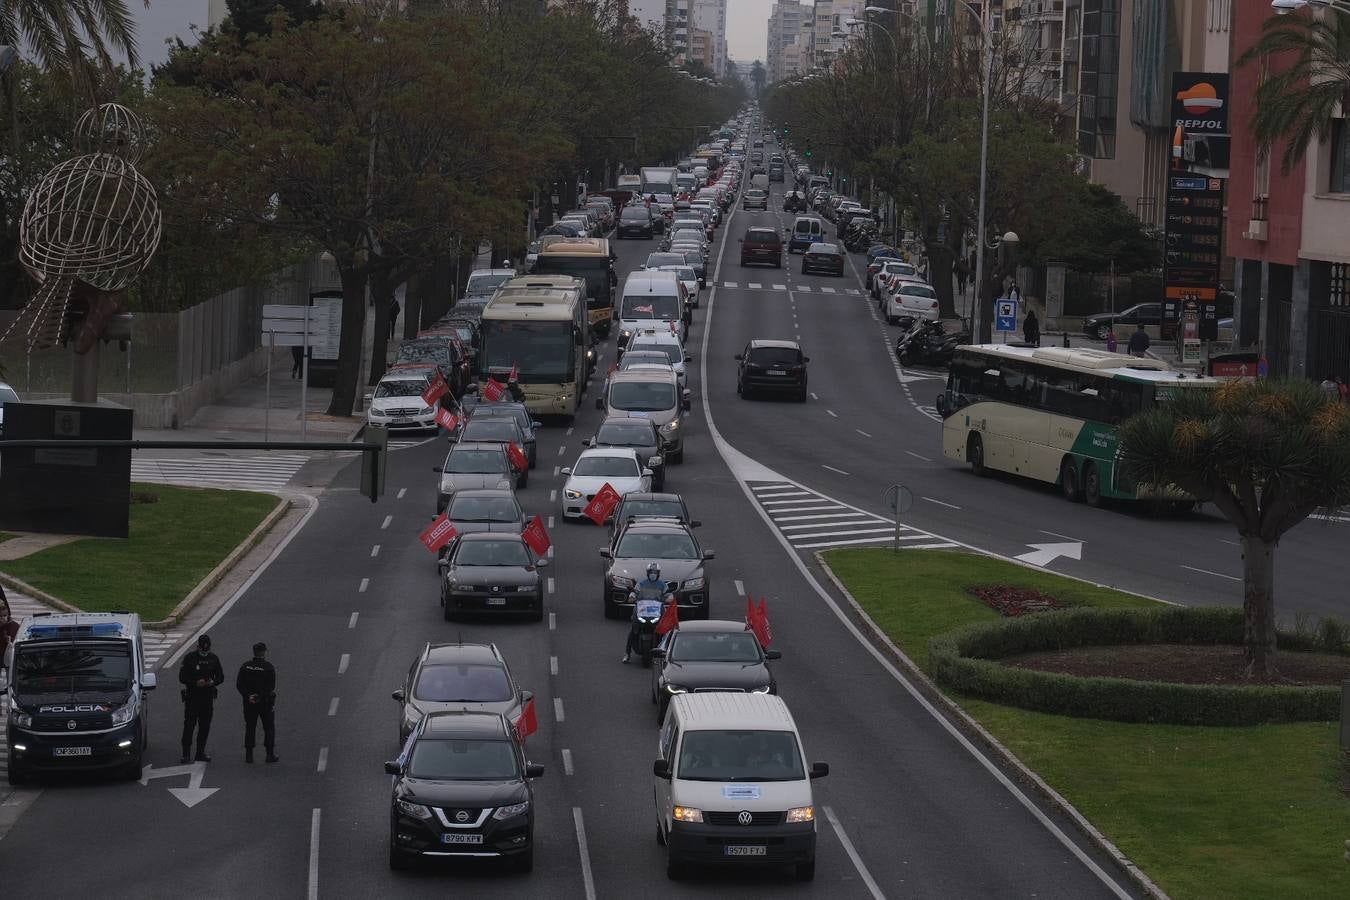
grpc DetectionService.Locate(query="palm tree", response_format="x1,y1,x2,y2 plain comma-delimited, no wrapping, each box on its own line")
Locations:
1119,378,1350,678
0,0,143,96
1238,10,1350,173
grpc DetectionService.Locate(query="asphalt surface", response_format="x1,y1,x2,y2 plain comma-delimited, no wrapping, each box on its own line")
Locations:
11,174,1316,898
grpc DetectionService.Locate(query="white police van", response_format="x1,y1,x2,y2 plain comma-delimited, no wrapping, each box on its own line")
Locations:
2,612,157,784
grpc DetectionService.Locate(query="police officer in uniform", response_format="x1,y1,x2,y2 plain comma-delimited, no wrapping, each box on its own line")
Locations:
236,642,278,764
179,634,225,763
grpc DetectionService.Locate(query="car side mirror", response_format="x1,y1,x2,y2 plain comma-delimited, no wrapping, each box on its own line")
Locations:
432,466,443,473
532,421,543,429
703,549,716,560
648,456,664,468
599,548,612,559
521,690,534,703
689,519,702,528
810,762,830,779
526,763,545,778
641,468,654,478
802,357,810,363
682,399,691,411
935,395,951,418
535,557,550,568
582,438,594,447
141,672,158,690
437,558,450,573
650,647,666,659
765,650,782,660
684,353,693,362
734,354,743,361
595,397,605,410
560,467,572,476
392,689,405,702
653,759,672,779
384,760,402,776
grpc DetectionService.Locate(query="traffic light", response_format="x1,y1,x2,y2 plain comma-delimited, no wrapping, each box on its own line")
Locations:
804,148,812,158
784,126,791,136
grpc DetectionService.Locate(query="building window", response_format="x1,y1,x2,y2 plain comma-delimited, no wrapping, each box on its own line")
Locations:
1330,119,1350,194
1076,0,1119,160
1332,264,1350,308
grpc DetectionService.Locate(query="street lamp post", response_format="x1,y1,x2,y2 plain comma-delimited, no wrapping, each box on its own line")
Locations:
948,0,995,342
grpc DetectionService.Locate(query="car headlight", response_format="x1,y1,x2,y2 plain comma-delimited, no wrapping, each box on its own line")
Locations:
516,584,536,593
493,800,530,820
453,583,476,592
396,800,434,820
8,707,32,728
663,684,688,695
621,329,632,340
786,806,815,823
660,420,679,433
673,806,703,823
564,489,584,500
610,575,636,590
110,700,137,726
682,577,704,591
420,405,434,414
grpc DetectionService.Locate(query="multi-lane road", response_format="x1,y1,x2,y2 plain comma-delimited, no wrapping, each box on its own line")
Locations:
2,175,1343,898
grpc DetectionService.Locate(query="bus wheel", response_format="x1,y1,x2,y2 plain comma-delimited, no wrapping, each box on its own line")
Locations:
1083,463,1103,507
967,434,986,477
1060,458,1081,502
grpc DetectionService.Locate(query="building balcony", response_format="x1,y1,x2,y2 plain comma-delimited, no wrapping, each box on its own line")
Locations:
1039,49,1061,70
1025,0,1065,20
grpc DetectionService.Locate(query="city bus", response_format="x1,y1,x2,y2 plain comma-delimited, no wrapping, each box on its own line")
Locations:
938,345,1220,506
478,276,590,418
532,237,616,337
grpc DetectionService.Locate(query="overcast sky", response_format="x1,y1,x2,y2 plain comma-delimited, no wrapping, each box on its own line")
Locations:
128,1,773,69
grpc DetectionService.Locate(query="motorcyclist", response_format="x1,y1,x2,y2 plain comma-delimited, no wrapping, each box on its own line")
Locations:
623,562,673,664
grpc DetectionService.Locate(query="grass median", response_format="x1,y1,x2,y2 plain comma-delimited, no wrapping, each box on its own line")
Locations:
824,547,1350,900
0,484,279,622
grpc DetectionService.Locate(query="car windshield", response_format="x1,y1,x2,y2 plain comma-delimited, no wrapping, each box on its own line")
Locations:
448,496,520,523
884,263,916,275
744,231,777,245
414,663,514,702
445,449,505,474
646,254,684,268
466,272,512,296
473,406,530,431
622,207,649,220
609,381,676,411
630,343,682,365
573,455,640,478
808,245,839,256
375,380,426,399
621,295,680,321
0,385,17,405
747,347,801,366
747,190,767,198
454,539,532,567
461,420,518,442
397,344,450,365
617,500,683,521
615,531,698,559
899,285,936,299
676,730,806,782
596,422,657,446
620,353,670,370
13,644,132,695
408,738,519,781
670,632,762,663
794,220,818,234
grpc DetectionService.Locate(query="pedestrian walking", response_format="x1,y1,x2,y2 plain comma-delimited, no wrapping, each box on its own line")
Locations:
954,261,968,298
388,297,401,340
1321,375,1339,402
290,345,304,379
236,642,278,764
1105,329,1118,353
0,589,19,676
1127,323,1151,356
1023,308,1041,347
179,634,225,764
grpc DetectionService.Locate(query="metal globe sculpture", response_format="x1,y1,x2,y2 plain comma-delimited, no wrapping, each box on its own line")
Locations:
73,102,146,164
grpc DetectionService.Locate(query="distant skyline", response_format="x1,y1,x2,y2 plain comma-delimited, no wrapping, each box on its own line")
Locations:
726,0,774,64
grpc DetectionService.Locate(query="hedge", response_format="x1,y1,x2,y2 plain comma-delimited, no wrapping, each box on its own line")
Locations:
929,606,1342,725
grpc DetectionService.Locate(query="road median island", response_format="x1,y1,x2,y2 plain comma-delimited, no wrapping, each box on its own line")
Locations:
823,547,1350,900
0,484,283,623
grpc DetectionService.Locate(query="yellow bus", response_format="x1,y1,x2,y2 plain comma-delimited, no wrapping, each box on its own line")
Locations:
532,237,616,337
479,276,590,419
938,345,1219,507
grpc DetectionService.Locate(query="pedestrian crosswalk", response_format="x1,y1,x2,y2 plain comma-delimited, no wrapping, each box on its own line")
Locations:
718,282,861,296
748,481,959,551
131,454,309,490
0,590,185,785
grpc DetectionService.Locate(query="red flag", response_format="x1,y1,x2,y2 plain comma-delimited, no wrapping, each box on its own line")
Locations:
515,696,538,739
508,362,519,383
752,598,774,648
654,598,679,636
434,407,459,432
419,513,458,553
583,482,622,525
521,514,552,556
506,441,529,472
421,372,449,407
482,377,506,402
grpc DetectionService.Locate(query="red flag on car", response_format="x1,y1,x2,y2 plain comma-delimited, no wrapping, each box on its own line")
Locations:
515,696,538,739
482,377,506,402
508,362,519,383
421,372,449,407
522,514,552,556
751,597,774,648
419,513,458,553
507,441,529,472
434,407,459,432
583,482,623,525
655,598,679,636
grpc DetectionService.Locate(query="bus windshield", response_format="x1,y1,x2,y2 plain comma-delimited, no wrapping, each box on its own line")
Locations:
480,321,575,382
533,256,610,304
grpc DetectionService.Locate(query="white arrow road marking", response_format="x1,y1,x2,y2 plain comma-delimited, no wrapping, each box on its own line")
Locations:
139,761,218,808
1014,542,1084,567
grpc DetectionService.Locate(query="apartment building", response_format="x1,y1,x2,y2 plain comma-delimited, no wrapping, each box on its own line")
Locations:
689,26,716,71
767,1,808,83
666,0,691,64
692,0,728,76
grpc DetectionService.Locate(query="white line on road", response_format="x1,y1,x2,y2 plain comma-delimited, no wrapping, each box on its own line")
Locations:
347,612,358,629
548,516,555,529
776,512,877,522
734,579,745,596
779,518,880,531
549,612,557,631
550,656,558,676
566,426,574,436
922,497,961,510
824,805,885,900
572,808,598,900
316,747,328,773
396,487,407,499
358,578,369,593
337,654,350,675
822,464,850,475
369,544,380,558
307,809,321,900
550,489,557,502
1181,564,1241,582
856,429,873,438
761,497,833,506
767,504,848,514
327,697,339,717
1217,538,1239,546
1040,529,1086,542
547,577,556,595
553,697,565,723
810,391,819,400
380,515,392,530
905,450,932,462
826,409,838,418
562,748,574,776
553,466,561,477
558,446,566,456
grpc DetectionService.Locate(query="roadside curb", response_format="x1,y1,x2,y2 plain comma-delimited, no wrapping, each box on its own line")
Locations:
0,572,81,615
812,550,1170,900
145,496,291,629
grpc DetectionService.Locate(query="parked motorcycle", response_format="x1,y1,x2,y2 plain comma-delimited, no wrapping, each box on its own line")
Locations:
896,320,970,368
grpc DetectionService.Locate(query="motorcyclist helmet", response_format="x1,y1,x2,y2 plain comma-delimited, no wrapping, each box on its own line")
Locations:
646,562,661,581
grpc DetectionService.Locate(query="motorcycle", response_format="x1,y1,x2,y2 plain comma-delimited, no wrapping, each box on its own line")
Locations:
632,594,669,667
844,223,878,253
896,320,970,368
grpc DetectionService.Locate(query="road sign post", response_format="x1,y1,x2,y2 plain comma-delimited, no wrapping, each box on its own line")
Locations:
262,305,332,440
884,484,914,554
994,298,1019,341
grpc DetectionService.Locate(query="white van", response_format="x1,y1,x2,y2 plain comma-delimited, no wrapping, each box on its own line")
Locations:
653,693,828,881
618,270,688,347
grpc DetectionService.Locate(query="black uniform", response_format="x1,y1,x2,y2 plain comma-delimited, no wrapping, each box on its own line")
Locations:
179,649,225,761
236,655,277,760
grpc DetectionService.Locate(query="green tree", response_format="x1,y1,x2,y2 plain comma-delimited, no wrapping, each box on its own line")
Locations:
224,0,327,38
1119,379,1350,677
1239,10,1350,173
750,59,765,97
1021,182,1158,274
0,0,143,95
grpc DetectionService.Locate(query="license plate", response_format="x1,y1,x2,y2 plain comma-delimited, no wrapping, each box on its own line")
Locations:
392,419,411,425
767,369,786,376
53,746,92,757
486,598,507,606
725,845,766,857
441,833,484,845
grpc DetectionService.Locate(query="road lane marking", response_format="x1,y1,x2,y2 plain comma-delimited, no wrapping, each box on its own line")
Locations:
761,497,832,506
348,612,359,629
554,466,561,477
779,518,876,530
767,504,848,513
905,450,932,462
773,283,786,290
753,490,811,498
316,747,328,773
550,656,558,676
1217,538,1239,546
734,579,745,596
824,805,885,899
566,426,574,436
358,578,369,593
549,612,557,631
327,698,339,716
826,409,838,418
307,809,321,900
547,577,556,595
1041,529,1085,542
562,748,574,775
550,489,557,502
337,654,350,675
572,808,598,900
380,515,392,530
1181,564,1241,582
810,391,819,400
553,698,565,722
821,286,836,294
775,512,876,522
369,544,380,558
822,464,850,475
396,487,407,499
922,497,961,510
548,516,555,529
856,429,873,437
788,526,895,540
558,445,566,456
796,537,958,549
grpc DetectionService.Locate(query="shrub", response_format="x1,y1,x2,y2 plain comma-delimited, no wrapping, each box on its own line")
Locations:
1316,616,1350,655
929,606,1341,726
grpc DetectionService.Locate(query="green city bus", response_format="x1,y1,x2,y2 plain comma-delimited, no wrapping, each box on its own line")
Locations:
939,345,1220,506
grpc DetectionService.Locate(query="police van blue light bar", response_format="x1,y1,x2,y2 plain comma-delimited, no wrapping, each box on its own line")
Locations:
27,622,124,638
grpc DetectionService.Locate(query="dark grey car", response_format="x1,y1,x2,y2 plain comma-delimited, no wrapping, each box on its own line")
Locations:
650,620,780,722
438,532,547,621
586,416,666,490
433,442,515,514
599,518,713,620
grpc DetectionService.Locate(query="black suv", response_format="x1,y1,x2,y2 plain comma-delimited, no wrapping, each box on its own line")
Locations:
385,711,543,872
737,340,809,401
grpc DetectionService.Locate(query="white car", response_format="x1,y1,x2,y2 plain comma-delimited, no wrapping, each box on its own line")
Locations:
366,371,437,432
560,448,654,520
655,265,700,310
626,329,689,389
872,261,919,302
0,381,18,436
886,280,940,325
